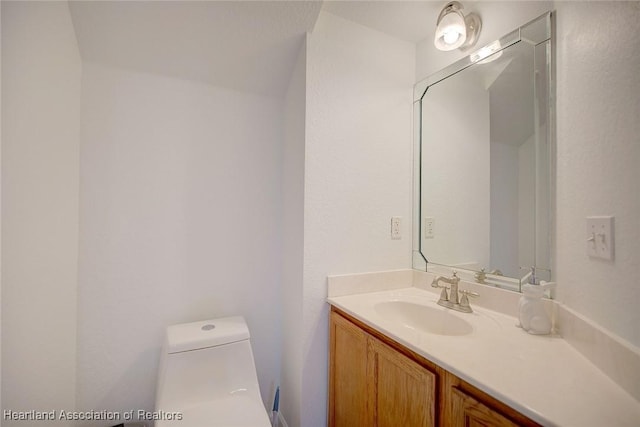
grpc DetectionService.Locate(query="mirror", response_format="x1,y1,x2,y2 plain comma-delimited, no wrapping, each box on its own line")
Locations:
413,12,554,292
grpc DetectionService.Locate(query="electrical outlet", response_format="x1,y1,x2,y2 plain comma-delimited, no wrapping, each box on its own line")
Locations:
586,216,614,260
424,217,435,239
391,217,401,240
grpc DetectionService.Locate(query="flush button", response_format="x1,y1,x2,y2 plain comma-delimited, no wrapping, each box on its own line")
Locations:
201,324,216,331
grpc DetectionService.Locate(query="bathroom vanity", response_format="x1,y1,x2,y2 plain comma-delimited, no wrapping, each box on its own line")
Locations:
327,275,640,427
329,307,538,426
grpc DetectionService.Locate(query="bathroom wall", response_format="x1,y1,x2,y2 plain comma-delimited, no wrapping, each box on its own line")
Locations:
301,11,415,426
1,1,81,422
554,1,640,347
77,63,283,418
281,42,306,427
1,1,4,413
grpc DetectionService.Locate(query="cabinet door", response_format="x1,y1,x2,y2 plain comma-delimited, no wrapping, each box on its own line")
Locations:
368,337,436,427
450,387,520,427
329,312,371,427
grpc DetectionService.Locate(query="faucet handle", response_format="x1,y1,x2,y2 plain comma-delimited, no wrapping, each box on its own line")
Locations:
438,287,449,302
458,290,479,312
459,289,479,299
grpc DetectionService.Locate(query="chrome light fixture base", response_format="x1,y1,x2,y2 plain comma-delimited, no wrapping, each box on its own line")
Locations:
461,12,481,51
434,1,481,52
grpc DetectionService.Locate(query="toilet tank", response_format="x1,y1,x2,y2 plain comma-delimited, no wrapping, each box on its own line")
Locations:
155,316,263,410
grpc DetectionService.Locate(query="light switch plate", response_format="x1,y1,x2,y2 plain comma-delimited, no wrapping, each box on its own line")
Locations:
586,216,614,260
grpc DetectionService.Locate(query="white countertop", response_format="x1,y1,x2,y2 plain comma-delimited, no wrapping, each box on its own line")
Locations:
328,286,640,427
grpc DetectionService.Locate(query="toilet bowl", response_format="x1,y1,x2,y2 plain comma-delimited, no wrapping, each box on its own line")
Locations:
155,316,271,427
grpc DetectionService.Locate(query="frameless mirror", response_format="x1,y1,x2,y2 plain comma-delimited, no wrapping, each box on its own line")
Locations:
413,12,554,292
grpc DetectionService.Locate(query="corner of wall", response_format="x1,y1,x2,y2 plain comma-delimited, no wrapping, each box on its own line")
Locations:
1,1,81,417
280,34,307,427
0,0,4,412
302,11,416,426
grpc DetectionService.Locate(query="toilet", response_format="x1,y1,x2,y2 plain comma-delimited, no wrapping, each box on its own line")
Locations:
155,316,272,427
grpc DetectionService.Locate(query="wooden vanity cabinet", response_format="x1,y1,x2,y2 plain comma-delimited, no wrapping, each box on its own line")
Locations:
329,309,371,426
329,307,541,427
329,308,436,426
444,371,540,427
450,387,519,427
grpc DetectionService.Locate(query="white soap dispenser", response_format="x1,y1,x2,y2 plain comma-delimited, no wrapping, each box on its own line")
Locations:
518,280,556,335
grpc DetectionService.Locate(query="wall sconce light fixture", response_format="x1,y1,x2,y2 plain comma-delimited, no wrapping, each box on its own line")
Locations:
434,1,481,52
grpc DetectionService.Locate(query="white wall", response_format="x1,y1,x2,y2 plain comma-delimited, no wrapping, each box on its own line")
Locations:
554,1,640,347
77,63,283,419
280,41,306,427
1,1,81,422
0,0,3,413
300,11,415,426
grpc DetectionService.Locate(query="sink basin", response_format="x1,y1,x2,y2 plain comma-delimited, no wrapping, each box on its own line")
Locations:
374,301,473,336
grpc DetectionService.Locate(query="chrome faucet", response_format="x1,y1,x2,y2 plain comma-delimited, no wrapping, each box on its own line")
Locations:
433,271,461,304
431,271,478,313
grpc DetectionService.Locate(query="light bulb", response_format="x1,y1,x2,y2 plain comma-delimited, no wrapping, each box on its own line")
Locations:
434,6,466,51
443,29,460,45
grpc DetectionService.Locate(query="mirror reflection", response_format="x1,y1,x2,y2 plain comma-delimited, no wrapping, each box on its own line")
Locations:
414,13,553,290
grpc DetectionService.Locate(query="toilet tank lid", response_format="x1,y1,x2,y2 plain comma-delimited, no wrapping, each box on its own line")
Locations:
165,316,250,354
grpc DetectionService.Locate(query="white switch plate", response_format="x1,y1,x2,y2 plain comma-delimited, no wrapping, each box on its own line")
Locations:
586,216,614,260
391,216,401,240
424,217,435,239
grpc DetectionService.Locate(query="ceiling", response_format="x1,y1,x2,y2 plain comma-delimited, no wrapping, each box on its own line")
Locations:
68,1,323,97
322,1,441,43
68,1,449,97
67,0,552,106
